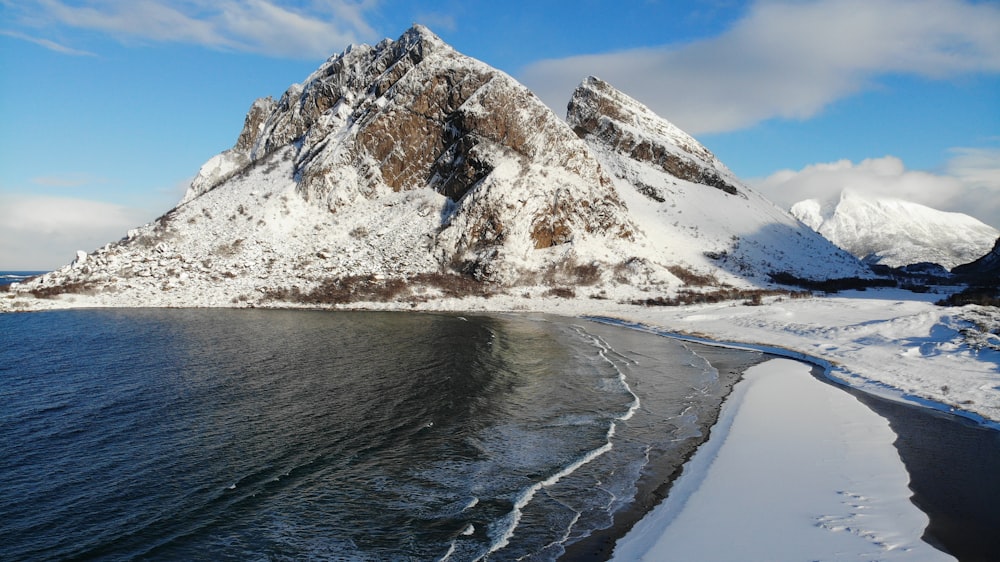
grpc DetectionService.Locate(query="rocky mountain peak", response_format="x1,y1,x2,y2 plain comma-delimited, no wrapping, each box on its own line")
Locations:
567,76,741,196
177,26,638,284
5,26,875,310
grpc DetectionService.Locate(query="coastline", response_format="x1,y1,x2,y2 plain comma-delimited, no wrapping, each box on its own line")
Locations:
559,337,770,561
6,288,997,426
608,357,955,561
4,292,1000,559
575,316,998,561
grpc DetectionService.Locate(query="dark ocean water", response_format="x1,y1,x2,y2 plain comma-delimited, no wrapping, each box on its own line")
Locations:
0,271,45,286
0,309,744,561
845,385,1000,562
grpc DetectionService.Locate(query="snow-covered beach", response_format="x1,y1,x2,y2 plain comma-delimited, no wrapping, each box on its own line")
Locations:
425,288,1000,559
611,358,952,561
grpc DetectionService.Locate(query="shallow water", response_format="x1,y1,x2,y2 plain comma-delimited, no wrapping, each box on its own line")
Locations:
843,384,1000,561
0,309,744,561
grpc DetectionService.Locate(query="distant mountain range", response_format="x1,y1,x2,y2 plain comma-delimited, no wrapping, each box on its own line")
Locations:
791,190,999,270
8,25,872,307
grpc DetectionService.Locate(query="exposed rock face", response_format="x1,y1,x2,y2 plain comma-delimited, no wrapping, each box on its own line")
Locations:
184,26,635,281
568,77,741,197
5,26,874,309
568,77,870,285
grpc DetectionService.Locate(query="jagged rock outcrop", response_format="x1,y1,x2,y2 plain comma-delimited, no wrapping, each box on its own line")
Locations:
792,191,1000,269
568,76,741,197
568,77,870,285
3,26,873,310
181,26,635,282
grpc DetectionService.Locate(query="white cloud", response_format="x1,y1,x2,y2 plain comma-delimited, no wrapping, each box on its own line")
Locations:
0,194,156,270
945,146,1000,187
7,0,380,58
0,29,97,56
520,0,1000,134
751,152,1000,229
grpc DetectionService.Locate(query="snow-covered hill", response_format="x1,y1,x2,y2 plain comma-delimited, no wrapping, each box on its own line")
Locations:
4,26,870,310
953,236,1000,282
791,190,999,270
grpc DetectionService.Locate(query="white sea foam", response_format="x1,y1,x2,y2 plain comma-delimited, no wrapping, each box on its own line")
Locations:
482,325,642,559
437,542,456,562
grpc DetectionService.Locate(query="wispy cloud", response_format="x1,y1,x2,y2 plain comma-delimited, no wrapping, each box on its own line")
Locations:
945,147,1000,187
5,0,380,59
0,29,97,56
751,151,1000,229
520,0,1000,134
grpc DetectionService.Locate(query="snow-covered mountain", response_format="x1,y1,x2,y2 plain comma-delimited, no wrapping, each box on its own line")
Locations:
7,26,870,308
568,77,866,283
952,236,1000,283
791,190,999,270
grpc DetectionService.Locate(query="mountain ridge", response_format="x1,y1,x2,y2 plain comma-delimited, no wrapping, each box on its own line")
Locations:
3,25,872,310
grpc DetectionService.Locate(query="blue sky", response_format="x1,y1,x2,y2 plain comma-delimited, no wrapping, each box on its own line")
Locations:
1,0,999,269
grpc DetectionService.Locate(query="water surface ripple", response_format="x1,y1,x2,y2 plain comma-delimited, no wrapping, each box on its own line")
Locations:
0,309,748,561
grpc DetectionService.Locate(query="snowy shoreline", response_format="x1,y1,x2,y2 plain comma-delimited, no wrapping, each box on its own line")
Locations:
579,312,994,561
5,290,998,560
5,287,999,426
384,288,999,427
585,313,1000,431
610,358,955,561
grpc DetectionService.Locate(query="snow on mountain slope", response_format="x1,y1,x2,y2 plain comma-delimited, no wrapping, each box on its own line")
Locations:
953,236,1000,282
8,26,658,307
568,77,871,284
4,27,870,310
791,190,999,270
182,25,643,285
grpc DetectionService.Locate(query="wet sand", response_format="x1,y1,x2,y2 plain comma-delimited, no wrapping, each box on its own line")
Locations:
562,319,1000,562
559,328,770,561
